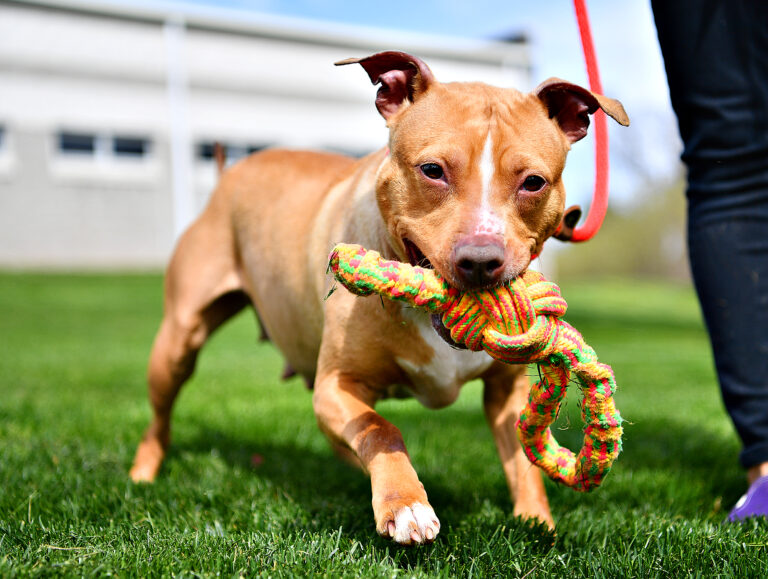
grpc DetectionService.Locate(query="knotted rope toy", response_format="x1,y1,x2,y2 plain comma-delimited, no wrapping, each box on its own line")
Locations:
327,243,623,492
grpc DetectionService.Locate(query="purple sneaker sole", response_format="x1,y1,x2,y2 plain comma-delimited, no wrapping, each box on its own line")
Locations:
728,474,768,522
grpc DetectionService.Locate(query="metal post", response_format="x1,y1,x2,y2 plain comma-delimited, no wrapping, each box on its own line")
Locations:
164,16,194,239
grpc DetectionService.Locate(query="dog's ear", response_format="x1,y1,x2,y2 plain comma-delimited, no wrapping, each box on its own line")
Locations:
535,78,629,143
336,51,435,120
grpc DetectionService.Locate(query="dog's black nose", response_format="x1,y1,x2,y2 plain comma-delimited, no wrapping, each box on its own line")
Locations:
453,242,506,288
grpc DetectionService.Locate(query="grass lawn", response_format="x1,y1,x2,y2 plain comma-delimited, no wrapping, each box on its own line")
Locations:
1,271,767,576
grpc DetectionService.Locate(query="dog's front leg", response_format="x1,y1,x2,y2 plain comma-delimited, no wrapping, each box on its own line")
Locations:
313,369,440,545
483,365,554,528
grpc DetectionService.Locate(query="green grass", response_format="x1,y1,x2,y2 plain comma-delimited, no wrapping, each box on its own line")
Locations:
1,272,767,576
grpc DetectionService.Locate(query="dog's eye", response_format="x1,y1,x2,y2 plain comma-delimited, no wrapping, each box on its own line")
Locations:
420,163,445,180
522,175,546,192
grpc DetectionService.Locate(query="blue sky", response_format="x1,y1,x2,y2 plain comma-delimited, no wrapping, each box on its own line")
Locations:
144,0,672,108
114,0,683,207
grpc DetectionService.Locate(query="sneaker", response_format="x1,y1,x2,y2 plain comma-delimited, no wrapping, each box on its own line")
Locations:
728,474,768,522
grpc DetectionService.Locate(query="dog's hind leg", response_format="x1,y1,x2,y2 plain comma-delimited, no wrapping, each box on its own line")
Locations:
130,217,248,483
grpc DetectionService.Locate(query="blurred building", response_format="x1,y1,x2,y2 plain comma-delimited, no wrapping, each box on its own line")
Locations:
0,0,529,268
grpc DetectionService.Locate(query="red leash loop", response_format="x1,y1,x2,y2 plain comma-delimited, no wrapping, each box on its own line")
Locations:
568,0,610,243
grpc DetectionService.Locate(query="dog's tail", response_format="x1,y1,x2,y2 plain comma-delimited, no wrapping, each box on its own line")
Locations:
213,141,227,177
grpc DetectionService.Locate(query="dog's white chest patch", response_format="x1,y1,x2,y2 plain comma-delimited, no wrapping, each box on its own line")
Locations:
395,310,494,408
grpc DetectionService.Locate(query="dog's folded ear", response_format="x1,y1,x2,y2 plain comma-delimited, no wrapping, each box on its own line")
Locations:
535,78,630,143
336,51,435,120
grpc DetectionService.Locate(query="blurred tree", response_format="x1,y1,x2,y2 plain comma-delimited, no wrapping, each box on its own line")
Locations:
554,177,688,281
554,110,688,282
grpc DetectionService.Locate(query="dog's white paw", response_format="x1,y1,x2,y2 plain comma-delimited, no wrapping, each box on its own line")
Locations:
380,502,440,545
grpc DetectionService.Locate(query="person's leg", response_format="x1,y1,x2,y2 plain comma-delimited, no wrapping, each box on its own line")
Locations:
688,191,768,483
652,1,768,490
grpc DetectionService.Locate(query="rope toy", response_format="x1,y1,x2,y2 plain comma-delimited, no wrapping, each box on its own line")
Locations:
327,243,623,492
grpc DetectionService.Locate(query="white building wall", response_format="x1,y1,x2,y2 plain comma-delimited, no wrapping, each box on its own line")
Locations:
0,0,529,268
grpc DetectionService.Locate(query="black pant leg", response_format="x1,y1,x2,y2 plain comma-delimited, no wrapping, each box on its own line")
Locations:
652,0,768,467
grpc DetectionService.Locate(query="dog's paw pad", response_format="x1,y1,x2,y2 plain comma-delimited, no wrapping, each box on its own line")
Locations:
382,503,440,545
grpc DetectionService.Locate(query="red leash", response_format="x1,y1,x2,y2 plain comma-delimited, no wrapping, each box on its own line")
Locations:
567,0,610,242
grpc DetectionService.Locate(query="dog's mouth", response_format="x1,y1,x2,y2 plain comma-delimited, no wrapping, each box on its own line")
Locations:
402,238,467,350
403,237,432,270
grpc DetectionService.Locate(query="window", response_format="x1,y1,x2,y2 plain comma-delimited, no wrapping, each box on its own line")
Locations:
226,145,249,162
50,130,157,184
196,141,267,164
55,131,152,160
59,132,96,154
113,136,149,158
197,142,217,161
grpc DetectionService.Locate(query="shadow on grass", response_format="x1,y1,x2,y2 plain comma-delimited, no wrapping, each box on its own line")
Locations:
168,427,438,539
165,422,554,553
544,403,745,520
622,415,744,494
160,394,745,549
564,308,704,335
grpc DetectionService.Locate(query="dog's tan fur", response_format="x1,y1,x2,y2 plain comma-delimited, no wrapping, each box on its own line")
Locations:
130,52,628,545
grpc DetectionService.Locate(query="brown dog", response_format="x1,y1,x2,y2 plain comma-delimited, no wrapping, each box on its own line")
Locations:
130,51,629,545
